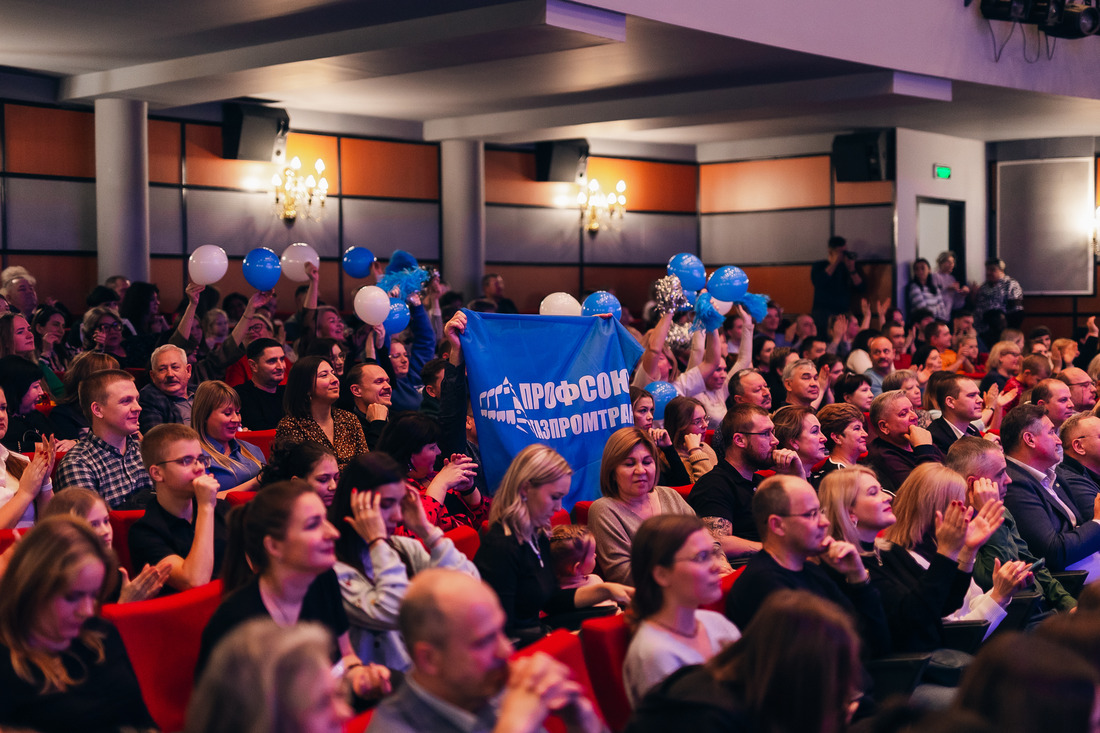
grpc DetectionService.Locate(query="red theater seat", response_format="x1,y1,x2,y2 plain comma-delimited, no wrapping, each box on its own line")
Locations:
580,614,632,732
701,564,746,613
443,524,481,561
550,509,571,527
513,629,604,733
670,484,693,498
571,501,593,525
109,509,145,575
101,580,224,733
239,428,277,460
225,490,257,506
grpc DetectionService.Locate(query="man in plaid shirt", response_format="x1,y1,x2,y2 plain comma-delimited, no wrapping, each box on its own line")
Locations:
57,369,153,509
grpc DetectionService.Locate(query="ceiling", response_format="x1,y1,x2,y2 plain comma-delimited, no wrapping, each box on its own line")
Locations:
4,0,1100,151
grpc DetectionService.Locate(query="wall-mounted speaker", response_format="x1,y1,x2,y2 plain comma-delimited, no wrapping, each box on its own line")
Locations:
222,103,291,162
534,139,589,182
832,130,895,182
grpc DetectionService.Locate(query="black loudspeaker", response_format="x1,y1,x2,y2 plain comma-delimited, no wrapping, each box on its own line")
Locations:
832,130,895,182
222,103,291,162
534,139,589,182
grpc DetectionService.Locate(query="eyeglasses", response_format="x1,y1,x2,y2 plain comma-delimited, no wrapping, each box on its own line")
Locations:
97,322,122,332
779,508,822,521
736,429,774,438
691,416,707,427
674,548,725,564
155,454,212,469
1066,380,1093,389
246,323,267,334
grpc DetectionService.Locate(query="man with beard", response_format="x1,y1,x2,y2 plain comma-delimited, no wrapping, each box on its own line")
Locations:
688,404,803,560
138,344,193,433
367,569,602,733
234,338,286,431
724,475,889,657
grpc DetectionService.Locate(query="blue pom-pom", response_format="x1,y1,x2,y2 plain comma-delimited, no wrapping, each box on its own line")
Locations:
735,292,770,323
691,292,725,333
376,268,430,302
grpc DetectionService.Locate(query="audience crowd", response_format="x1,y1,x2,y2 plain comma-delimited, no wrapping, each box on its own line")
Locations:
4,248,1100,733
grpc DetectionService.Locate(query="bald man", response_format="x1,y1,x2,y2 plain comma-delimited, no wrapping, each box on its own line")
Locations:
1058,413,1100,521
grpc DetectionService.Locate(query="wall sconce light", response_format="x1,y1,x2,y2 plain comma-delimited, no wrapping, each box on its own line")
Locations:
577,178,626,233
272,157,328,222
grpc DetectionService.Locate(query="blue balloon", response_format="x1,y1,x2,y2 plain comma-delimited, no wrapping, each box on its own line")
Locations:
342,246,376,278
242,248,281,291
708,265,749,302
383,298,411,334
581,291,622,321
681,289,697,309
668,253,706,292
644,381,678,421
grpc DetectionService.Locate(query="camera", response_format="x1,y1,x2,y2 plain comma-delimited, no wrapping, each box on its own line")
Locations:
844,251,858,261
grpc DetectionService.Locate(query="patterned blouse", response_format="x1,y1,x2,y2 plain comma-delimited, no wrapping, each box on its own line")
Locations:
397,476,492,537
275,409,368,470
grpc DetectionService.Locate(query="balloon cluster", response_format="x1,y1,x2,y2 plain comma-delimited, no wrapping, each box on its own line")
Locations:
539,291,624,321
663,252,771,329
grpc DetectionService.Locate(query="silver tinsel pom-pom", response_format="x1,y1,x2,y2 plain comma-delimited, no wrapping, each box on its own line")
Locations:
666,322,693,352
654,275,689,315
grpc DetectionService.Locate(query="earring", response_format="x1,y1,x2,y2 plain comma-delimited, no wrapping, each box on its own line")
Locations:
850,515,859,528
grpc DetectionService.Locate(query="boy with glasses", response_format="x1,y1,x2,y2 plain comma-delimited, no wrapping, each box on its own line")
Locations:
129,423,227,595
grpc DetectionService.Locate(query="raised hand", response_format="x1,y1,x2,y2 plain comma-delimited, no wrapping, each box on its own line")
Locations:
400,484,433,540
344,489,388,544
934,500,970,561
118,559,172,603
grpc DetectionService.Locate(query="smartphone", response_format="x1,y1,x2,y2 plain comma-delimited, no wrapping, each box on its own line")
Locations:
1028,557,1045,574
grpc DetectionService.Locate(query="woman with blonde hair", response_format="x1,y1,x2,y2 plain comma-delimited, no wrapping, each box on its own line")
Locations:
1051,337,1080,373
474,444,633,644
588,427,697,584
866,464,1029,647
0,515,156,732
192,380,265,494
186,619,352,733
979,340,1022,394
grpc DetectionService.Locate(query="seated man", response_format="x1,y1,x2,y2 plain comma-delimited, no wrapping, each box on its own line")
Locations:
928,375,984,453
1057,413,1100,522
1031,378,1075,431
346,361,393,451
1002,404,1100,580
367,568,602,733
129,423,228,593
946,436,1077,611
138,344,194,433
418,357,448,418
1058,366,1097,414
865,390,944,494
234,338,286,431
724,474,889,657
780,359,821,409
863,336,895,396
689,404,803,559
57,369,153,509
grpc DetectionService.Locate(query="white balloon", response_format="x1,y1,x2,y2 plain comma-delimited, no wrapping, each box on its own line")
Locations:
280,242,320,282
539,292,582,317
354,286,391,326
187,245,228,285
711,297,733,315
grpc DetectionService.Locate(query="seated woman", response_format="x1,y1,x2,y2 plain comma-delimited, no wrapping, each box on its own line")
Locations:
43,488,170,603
0,312,63,399
32,305,75,376
304,337,347,379
275,356,368,470
771,405,828,481
260,440,339,507
79,306,129,364
810,403,867,487
196,479,391,702
192,380,265,494
622,514,740,706
0,516,157,733
0,388,53,529
625,590,861,733
979,341,1021,394
0,355,60,452
186,619,352,733
376,412,487,534
820,464,1029,651
330,452,478,672
198,308,229,362
474,444,633,645
119,282,168,369
48,351,119,441
663,396,716,483
589,427,697,585
834,372,875,415
629,387,689,487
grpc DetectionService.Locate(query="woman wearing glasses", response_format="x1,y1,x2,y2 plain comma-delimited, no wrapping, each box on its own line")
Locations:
663,396,716,483
622,514,740,706
589,428,700,585
192,381,266,495
79,306,129,364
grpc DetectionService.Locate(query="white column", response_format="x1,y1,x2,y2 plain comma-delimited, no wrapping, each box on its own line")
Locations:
95,98,150,283
440,139,485,302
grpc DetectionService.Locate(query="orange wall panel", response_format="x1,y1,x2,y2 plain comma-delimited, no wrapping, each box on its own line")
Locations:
150,257,185,310
184,124,275,191
148,120,182,185
490,265,581,314
834,178,894,206
284,133,340,196
740,262,892,316
342,139,438,200
585,157,696,214
5,105,95,178
18,253,99,315
700,156,831,213
583,266,666,318
484,150,575,208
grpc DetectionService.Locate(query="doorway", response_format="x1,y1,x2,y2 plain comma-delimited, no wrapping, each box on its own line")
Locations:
916,197,966,281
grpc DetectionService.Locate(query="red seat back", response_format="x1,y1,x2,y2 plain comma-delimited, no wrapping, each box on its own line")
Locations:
0,528,18,555
101,579,224,733
225,490,257,506
670,483,692,498
239,428,277,460
580,614,632,732
344,710,373,733
443,525,480,561
571,501,593,525
109,509,145,575
701,565,746,613
513,629,604,733
550,509,571,527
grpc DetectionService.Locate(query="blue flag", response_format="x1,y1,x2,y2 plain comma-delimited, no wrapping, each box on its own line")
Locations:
460,310,644,508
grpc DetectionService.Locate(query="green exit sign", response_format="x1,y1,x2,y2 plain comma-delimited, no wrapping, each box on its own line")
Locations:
933,164,952,180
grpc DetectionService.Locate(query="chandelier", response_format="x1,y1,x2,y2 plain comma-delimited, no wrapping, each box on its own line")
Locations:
578,178,626,233
272,157,328,222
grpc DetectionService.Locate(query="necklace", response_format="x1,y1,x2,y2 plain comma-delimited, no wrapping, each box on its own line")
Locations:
527,536,544,567
259,580,301,627
650,617,699,639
